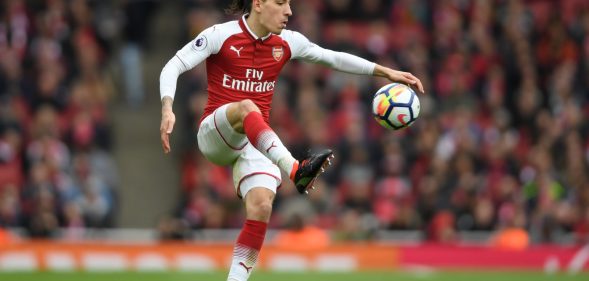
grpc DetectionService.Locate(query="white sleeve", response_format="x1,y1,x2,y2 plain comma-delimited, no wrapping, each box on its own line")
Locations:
282,30,375,75
159,26,221,100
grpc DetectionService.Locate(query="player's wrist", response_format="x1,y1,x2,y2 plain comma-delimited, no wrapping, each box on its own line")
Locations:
161,96,174,111
372,64,387,77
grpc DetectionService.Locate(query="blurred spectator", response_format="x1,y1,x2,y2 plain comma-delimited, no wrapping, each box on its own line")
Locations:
119,0,157,108
0,126,24,188
273,213,330,251
0,184,20,227
157,216,188,241
492,227,530,251
428,210,456,243
0,227,13,245
492,200,530,250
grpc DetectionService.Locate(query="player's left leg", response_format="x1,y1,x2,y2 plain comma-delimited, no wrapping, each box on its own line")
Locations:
227,143,281,281
227,186,274,281
227,175,279,280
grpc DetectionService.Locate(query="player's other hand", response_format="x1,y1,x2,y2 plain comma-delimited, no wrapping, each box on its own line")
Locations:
374,65,425,94
160,97,176,154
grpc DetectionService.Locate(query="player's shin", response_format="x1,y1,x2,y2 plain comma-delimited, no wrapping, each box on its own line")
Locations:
243,111,296,174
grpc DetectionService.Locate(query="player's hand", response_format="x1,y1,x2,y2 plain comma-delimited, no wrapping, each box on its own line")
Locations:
374,65,425,94
160,97,176,154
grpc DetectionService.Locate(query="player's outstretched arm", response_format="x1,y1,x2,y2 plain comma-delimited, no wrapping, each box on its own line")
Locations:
282,31,424,93
160,96,176,154
373,64,425,94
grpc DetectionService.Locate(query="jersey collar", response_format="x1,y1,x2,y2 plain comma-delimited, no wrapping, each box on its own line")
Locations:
240,14,272,41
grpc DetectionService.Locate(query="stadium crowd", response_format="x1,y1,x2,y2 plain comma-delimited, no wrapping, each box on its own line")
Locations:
0,0,119,238
0,0,588,246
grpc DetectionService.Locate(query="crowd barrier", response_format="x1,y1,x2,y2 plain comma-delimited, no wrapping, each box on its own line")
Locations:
398,243,589,273
0,241,587,272
0,241,396,271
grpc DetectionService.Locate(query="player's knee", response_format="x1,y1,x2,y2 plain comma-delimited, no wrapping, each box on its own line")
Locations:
247,200,273,219
239,99,260,117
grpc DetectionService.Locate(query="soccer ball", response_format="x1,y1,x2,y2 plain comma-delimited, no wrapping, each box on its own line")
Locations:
372,83,420,130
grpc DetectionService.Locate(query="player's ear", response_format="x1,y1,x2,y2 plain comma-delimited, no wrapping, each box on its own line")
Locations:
252,0,262,13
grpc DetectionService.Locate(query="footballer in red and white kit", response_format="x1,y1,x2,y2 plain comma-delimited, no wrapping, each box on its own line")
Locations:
159,1,423,281
161,15,377,191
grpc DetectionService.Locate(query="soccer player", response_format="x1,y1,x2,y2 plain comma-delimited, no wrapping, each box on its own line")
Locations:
159,1,424,280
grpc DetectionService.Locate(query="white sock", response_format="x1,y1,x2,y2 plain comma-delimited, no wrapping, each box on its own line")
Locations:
227,243,259,281
256,131,296,174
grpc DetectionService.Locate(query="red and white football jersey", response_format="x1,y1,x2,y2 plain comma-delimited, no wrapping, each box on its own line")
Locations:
160,15,375,124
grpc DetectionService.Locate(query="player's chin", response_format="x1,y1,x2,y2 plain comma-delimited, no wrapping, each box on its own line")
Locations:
273,27,284,34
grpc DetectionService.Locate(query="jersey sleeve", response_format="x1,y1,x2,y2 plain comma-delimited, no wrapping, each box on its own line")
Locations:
282,30,376,75
159,25,222,100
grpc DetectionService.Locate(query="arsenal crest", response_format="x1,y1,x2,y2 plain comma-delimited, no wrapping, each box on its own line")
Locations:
272,46,283,61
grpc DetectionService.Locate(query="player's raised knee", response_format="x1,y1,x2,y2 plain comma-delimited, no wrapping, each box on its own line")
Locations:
239,99,260,115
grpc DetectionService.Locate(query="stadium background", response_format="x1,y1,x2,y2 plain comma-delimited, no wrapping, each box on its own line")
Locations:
0,0,589,279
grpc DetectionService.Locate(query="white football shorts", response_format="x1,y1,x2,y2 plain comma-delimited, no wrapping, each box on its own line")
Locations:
197,104,281,198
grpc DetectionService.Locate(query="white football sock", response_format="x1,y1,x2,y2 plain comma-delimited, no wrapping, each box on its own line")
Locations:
255,131,296,174
227,243,259,281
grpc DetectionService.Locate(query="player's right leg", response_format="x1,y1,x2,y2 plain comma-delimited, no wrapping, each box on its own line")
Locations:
197,104,246,166
225,99,334,194
225,99,296,175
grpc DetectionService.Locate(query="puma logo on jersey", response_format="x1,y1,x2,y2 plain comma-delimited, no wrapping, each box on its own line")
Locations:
266,141,277,153
239,262,253,273
230,45,243,57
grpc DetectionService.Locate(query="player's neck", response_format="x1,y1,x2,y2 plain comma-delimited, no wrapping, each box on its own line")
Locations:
245,13,271,39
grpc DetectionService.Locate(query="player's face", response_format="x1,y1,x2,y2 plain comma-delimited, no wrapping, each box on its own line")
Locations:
257,0,292,34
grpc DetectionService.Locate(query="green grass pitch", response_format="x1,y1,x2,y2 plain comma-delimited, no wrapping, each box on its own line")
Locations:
0,271,588,281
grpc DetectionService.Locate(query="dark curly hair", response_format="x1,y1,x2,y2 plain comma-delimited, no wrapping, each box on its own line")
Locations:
225,0,253,15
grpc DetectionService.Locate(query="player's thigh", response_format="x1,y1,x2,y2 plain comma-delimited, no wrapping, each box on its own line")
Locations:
233,144,282,198
197,104,248,166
